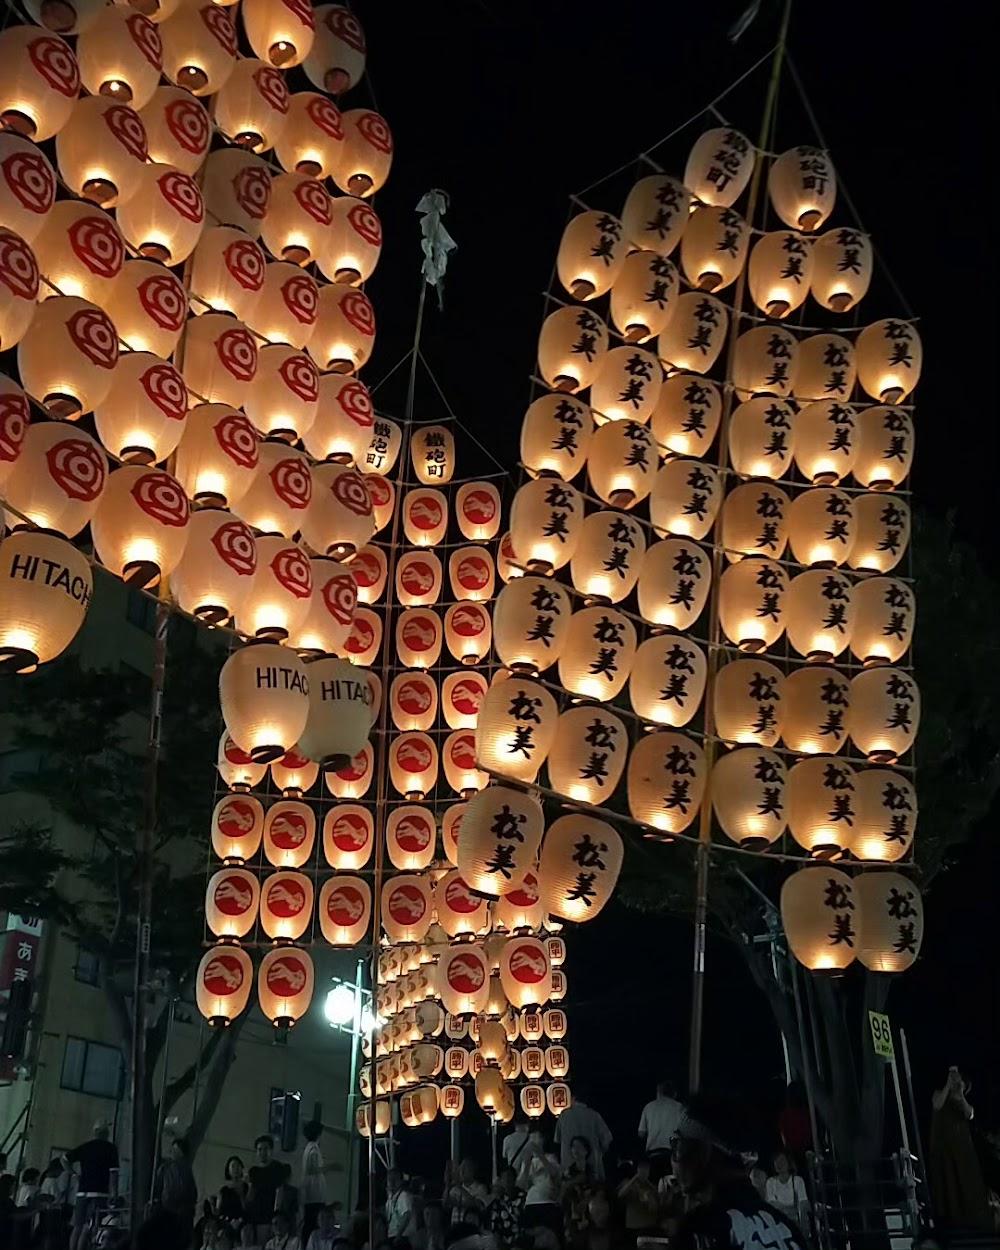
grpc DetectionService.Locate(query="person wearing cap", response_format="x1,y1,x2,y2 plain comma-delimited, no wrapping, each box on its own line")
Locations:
670,1095,807,1250
65,1121,119,1250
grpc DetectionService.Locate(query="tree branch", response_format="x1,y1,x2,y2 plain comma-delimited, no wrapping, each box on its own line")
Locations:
161,1023,227,1114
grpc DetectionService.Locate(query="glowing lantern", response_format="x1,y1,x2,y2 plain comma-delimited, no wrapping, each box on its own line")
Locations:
570,511,645,604
793,401,856,486
159,0,237,94
402,487,447,548
851,769,916,863
781,868,856,970
718,557,788,652
18,296,118,417
440,1085,465,1119
4,422,107,537
304,463,374,560
219,642,309,762
275,90,344,179
610,251,679,343
234,535,312,640
211,792,264,861
91,465,190,589
727,398,795,480
848,668,919,763
0,228,38,349
637,539,710,630
558,606,636,702
591,346,662,426
117,162,204,265
355,1099,391,1136
548,1084,572,1116
25,0,105,34
786,489,855,568
441,803,465,867
438,944,490,1015
181,313,256,410
322,804,372,868
108,259,187,358
853,407,913,491
304,5,365,94
792,334,855,403
311,285,375,373
94,352,187,465
389,732,438,800
270,748,318,797
390,671,437,732
782,666,850,756
497,532,522,584
215,58,288,154
499,937,551,1010
557,210,626,300
0,28,80,141
206,868,259,939
450,546,495,602
364,420,402,477
56,95,147,207
258,947,314,1028
202,149,272,242
217,732,267,791
786,570,855,661
475,677,557,784
443,730,491,799
263,799,316,868
520,393,592,481
545,1045,570,1079
629,635,706,727
538,305,608,393
650,374,721,459
196,945,252,1025
811,228,872,312
0,375,27,489
260,871,313,941
411,423,455,485
657,292,727,374
857,319,921,404
175,404,258,510
588,419,656,508
0,529,92,672
34,200,123,308
714,659,784,747
684,127,753,207
444,1047,469,1079
520,1010,543,1044
319,874,370,946
712,748,787,848
139,84,209,177
318,196,379,287
442,672,487,731
387,806,436,872
261,172,330,267
344,610,386,669
769,146,835,231
289,554,357,654
849,495,909,574
747,231,814,318
786,757,856,859
437,871,491,940
548,706,627,805
495,871,544,932
732,327,797,399
720,482,789,560
245,262,316,351
336,109,392,197
457,787,545,897
850,577,913,667
297,655,372,766
622,173,690,252
0,134,56,241
77,7,161,108
396,609,442,670
396,550,442,607
539,815,622,922
444,601,492,664
681,205,748,292
381,875,432,944
509,478,583,573
856,872,922,972
649,459,722,540
245,345,319,444
189,226,264,322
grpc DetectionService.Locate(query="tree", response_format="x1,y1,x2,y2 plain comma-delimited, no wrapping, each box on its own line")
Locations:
0,607,239,1204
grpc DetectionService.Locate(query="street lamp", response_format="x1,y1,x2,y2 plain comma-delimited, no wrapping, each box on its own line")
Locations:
324,982,358,1028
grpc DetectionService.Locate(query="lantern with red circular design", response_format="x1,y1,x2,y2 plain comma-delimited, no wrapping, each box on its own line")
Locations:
728,398,795,480
303,5,366,94
197,945,252,1025
219,642,310,763
0,375,28,489
558,607,636,702
396,608,443,670
437,944,490,1016
720,482,789,561
94,352,187,465
395,550,441,608
258,946,314,1028
117,162,204,265
139,84,209,175
539,814,623,922
390,671,437,733
442,672,486,731
0,27,80,142
382,874,433,943
401,487,447,549
270,747,319,797
649,460,722,540
242,0,314,68
322,194,381,285
263,799,316,868
216,733,267,791
311,284,375,374
261,171,331,267
496,533,523,585
245,345,319,444
0,227,38,349
91,465,190,590
158,0,237,95
389,732,438,800
18,296,118,417
335,108,392,197
190,226,265,322
211,792,264,861
234,536,312,640
246,261,317,351
444,602,492,665
3,422,107,537
302,463,374,560
319,874,370,945
76,6,162,106
387,806,437,872
342,548,381,608
629,635,707,727
557,209,627,300
260,870,313,941
448,547,494,603
548,706,628,806
0,134,56,242
0,530,92,673
108,259,187,358
495,871,543,933
175,404,258,510
206,868,259,939
235,445,309,540
499,937,551,1010
718,557,788,653
288,557,356,655
181,312,257,409
202,150,272,245
300,381,370,469
443,731,489,796
781,868,856,971
56,95,147,207
215,58,288,153
712,748,787,849
627,731,706,835
475,677,557,784
275,89,344,179
637,540,711,630
323,803,372,868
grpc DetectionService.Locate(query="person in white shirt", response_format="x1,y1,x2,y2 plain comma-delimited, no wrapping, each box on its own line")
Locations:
304,1207,340,1250
443,1159,489,1229
638,1080,684,1179
553,1098,612,1181
502,1119,532,1174
764,1152,809,1228
264,1210,301,1250
385,1169,416,1241
301,1121,338,1245
519,1135,562,1235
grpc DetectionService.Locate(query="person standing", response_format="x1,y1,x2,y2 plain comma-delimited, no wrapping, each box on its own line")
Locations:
502,1119,531,1173
248,1136,290,1246
217,1157,249,1228
637,1081,684,1181
930,1065,993,1233
154,1137,198,1247
65,1121,119,1250
385,1169,415,1241
764,1153,809,1230
486,1167,525,1249
554,1099,612,1182
300,1121,335,1244
520,1135,562,1236
443,1160,488,1231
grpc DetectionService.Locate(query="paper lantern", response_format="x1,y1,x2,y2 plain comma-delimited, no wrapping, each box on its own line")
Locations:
355,1099,391,1136
0,28,80,141
475,677,557,784
769,146,836,231
214,58,288,154
396,551,441,608
649,459,721,540
811,227,872,313
260,172,330,267
520,1010,543,1043
260,871,313,941
509,478,584,574
317,196,380,287
438,871,491,940
782,666,850,756
443,731,489,795
545,1045,570,1079
850,577,914,667
196,945,252,1025
139,84,210,174
18,296,118,417
219,642,309,762
629,635,706,727
55,95,146,208
558,607,636,702
0,134,56,241
234,535,312,640
323,804,372,868
680,205,749,292
853,406,913,491
438,944,490,1016
202,148,272,242
727,398,795,480
787,489,855,567
781,868,856,970
497,532,522,584
477,1018,508,1064
851,769,916,863
25,0,106,34
181,313,256,410
556,210,626,300
622,173,690,252
409,423,455,485
297,654,372,766
363,421,402,478
714,659,784,748
732,327,797,400
389,732,438,800
546,935,565,966
649,374,721,459
747,230,814,318
791,334,856,404
0,375,27,489
241,0,314,67
91,465,190,589
35,199,125,307
0,529,92,672
548,1083,572,1116
158,0,237,94
216,732,267,791
492,577,569,674
117,162,204,265
381,874,433,943
849,495,910,574
289,556,357,655
610,250,679,343
206,868,259,939
270,748,319,797
547,706,627,805
657,293,727,374
495,871,543,933
189,226,264,322
684,127,754,207
258,947,314,1028
444,601,492,664
712,748,786,848
350,546,386,605
319,874,370,946
263,799,316,868
590,346,662,426
440,803,465,867
848,667,919,763
636,540,710,631
539,814,622,922
570,511,645,604
275,90,344,179
588,419,656,508
244,345,319,444
855,872,922,972
304,5,365,94
303,463,375,560
336,109,392,197
718,557,788,652
538,305,608,393
457,786,544,896
108,259,187,358
402,487,447,547
442,672,487,732
387,806,437,872
175,404,258,509
440,1085,465,1119
3,422,107,537
519,393,592,480
245,261,317,350
211,792,264,861
720,482,789,560
786,757,857,859
793,401,856,486
0,227,38,349
856,319,922,404
395,608,441,670
627,731,706,835
449,546,494,603
499,936,551,1011
786,570,855,661
390,670,437,733
94,352,187,465
451,481,500,543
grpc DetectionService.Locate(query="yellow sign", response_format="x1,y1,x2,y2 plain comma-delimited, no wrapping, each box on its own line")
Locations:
869,1010,894,1059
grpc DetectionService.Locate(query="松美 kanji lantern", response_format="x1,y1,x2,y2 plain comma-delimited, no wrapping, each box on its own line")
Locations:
436,871,490,940
181,312,257,409
206,868,259,939
175,405,258,510
443,672,487,730
509,478,584,573
571,511,646,604
158,0,237,95
787,758,858,858
410,424,455,485
350,545,386,604
323,195,381,285
856,319,922,404
721,482,789,560
782,666,850,756
0,228,38,350
848,495,910,574
548,706,628,806
450,547,495,603
109,259,187,358
786,570,855,661
712,747,787,849
610,251,679,344
855,871,922,972
196,945,252,1025
311,284,375,374
588,420,656,509
323,804,372,868
681,205,749,292
650,374,721,459
219,642,309,763
590,346,662,426
275,90,344,180
261,172,331,267
718,557,788,652
304,463,375,560
234,535,313,640
387,806,436,872
381,874,432,943
684,127,754,207
117,162,205,265
76,7,162,107
297,655,372,767
0,529,93,672
657,293,728,375
793,402,857,486
244,345,319,444
781,868,856,971
56,95,148,208
18,296,119,417
36,199,125,307
848,668,919,763
94,352,187,465
475,676,558,784
211,792,264,861
769,146,836,232
558,607,636,702
438,944,490,1016
851,769,916,863
91,465,190,589
264,799,316,868
557,210,626,301
792,334,856,403
396,551,441,607
389,732,438,800
714,659,784,748
444,601,492,664
260,870,313,941
629,635,706,727
214,58,288,153
458,786,545,897
391,670,438,732
258,946,314,1028
539,815,622,922
538,305,608,393
500,937,551,1010
217,732,267,790
0,134,56,242
622,173,690,253
627,731,705,835
493,576,572,674
853,407,914,491
139,86,210,175
3,422,107,537
732,326,797,400
319,874,370,945
850,577,914,666
811,228,872,312
396,609,443,670
304,5,365,94
649,460,722,541
402,487,447,548
495,871,544,933
637,540,710,632
336,109,393,197
747,231,814,318
454,480,502,542
250,261,318,349
729,400,796,484
520,393,592,480
0,27,80,142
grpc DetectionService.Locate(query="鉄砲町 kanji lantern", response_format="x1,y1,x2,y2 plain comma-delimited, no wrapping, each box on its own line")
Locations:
684,128,753,207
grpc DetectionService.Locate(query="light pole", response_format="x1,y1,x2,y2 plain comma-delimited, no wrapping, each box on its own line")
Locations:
323,962,377,1209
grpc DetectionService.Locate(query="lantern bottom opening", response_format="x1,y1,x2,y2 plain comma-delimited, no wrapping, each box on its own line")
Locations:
325,358,355,376
282,245,311,266
624,323,649,344
100,80,133,103
208,1015,233,1028
809,843,845,862
797,210,822,231
296,159,322,177
249,742,286,764
696,271,722,292
811,471,840,487
254,626,289,642
867,478,895,493
194,491,227,509
38,0,75,29
123,560,161,591
608,489,636,509
0,646,38,675
569,279,595,301
43,392,82,420
861,655,892,669
335,267,362,286
552,375,578,394
82,178,118,207
233,132,264,152
177,66,208,92
268,41,296,67
329,542,357,561
867,749,899,765
347,173,374,198
828,292,853,312
121,445,156,466
880,388,904,405
0,112,36,139
739,835,771,853
139,242,172,264
807,649,833,664
738,638,766,654
765,299,790,319
194,603,230,626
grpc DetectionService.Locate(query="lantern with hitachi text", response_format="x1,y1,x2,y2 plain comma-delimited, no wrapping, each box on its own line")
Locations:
684,127,753,207
629,635,706,727
91,465,190,589
258,947,314,1027
849,495,910,573
611,251,679,343
260,870,313,941
782,666,850,756
197,945,252,1025
712,748,786,849
263,800,316,868
811,228,872,312
206,868,259,939
387,806,436,872
649,460,722,541
297,655,371,767
547,706,628,806
748,231,814,318
323,804,372,868
781,868,856,970
509,478,584,574
457,786,544,898
0,530,93,672
769,147,836,231
211,793,264,861
558,607,636,702
18,296,118,418
538,305,608,393
219,642,309,763
319,874,370,946
852,407,914,491
475,677,557,784
538,814,622,922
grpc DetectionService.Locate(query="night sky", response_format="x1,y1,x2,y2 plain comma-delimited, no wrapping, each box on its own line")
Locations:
349,1,996,1167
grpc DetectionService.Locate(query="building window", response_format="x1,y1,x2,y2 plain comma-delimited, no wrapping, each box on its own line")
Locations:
60,1037,124,1099
74,948,100,986
269,1088,301,1153
125,589,157,635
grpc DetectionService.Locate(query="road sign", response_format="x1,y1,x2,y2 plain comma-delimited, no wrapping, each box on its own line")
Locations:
869,1010,894,1059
